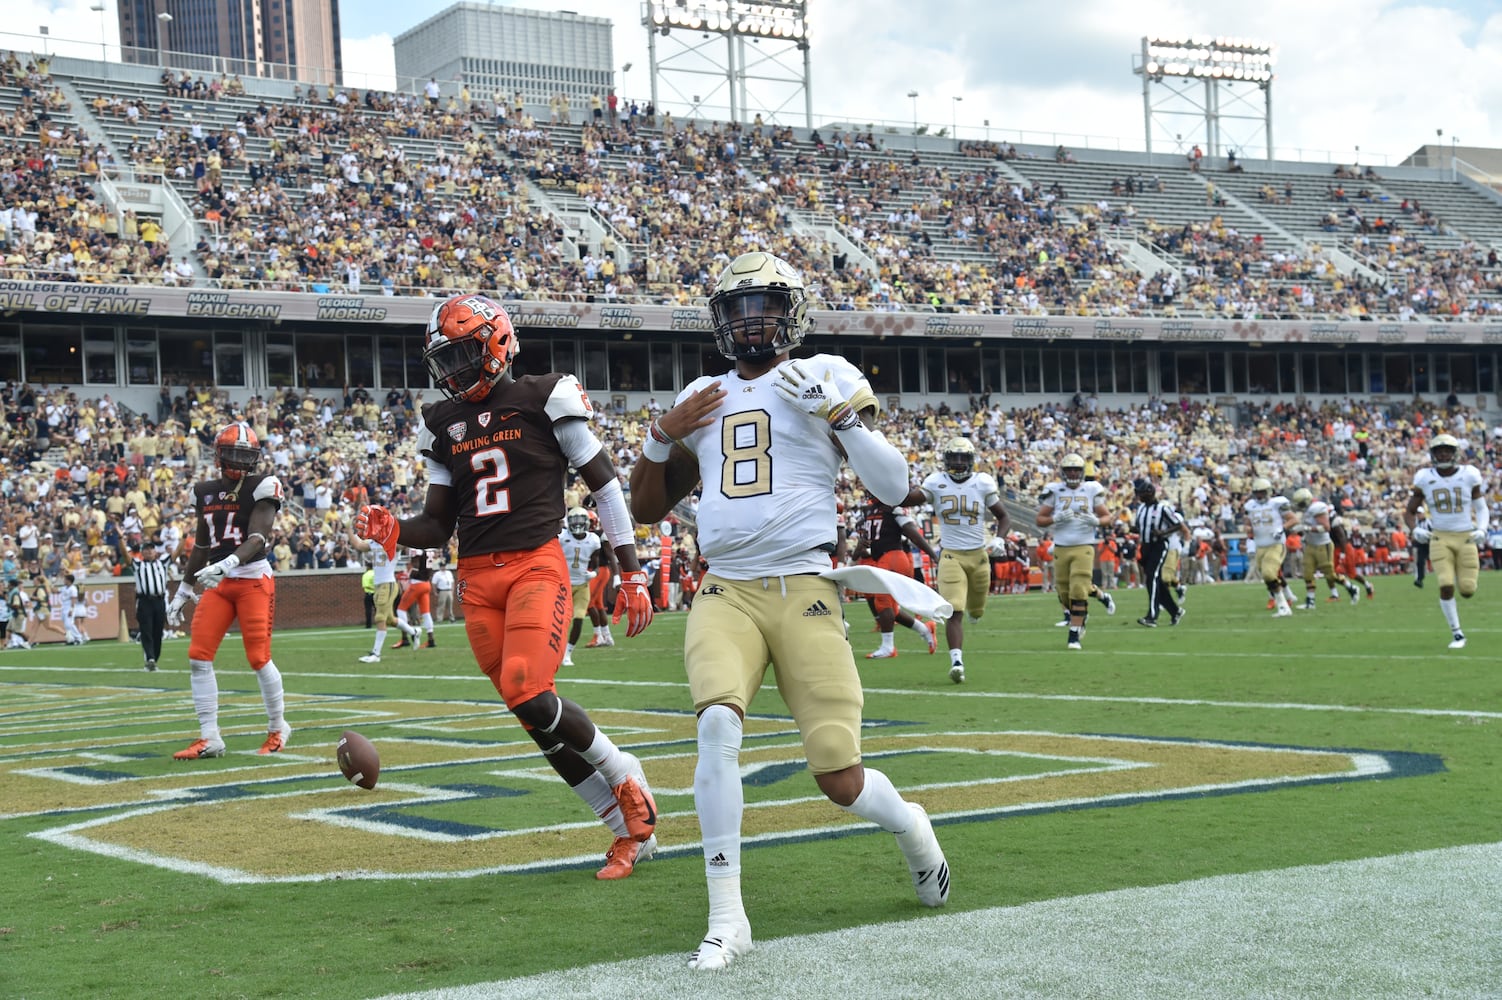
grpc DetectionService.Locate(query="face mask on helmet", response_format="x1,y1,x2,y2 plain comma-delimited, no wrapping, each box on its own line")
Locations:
216,424,261,480
708,253,811,361
1061,456,1085,488
1430,445,1458,471
944,444,975,480
566,510,590,537
424,295,517,403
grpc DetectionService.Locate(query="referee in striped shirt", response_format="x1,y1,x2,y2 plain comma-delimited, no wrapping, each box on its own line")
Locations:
1133,479,1189,627
119,532,171,671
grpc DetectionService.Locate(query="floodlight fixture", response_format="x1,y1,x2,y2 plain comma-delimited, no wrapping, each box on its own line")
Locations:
1135,33,1276,160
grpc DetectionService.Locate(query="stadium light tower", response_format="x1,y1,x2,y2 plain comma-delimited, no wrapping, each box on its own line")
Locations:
642,0,812,126
1133,35,1276,161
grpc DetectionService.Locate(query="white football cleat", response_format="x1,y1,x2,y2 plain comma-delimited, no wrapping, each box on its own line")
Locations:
358,653,381,663
865,648,898,659
1449,632,1467,650
688,921,753,971
561,653,574,667
896,802,950,907
1102,593,1116,616
948,662,965,684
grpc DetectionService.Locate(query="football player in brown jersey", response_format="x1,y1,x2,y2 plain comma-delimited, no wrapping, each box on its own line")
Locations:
355,294,659,880
167,422,292,759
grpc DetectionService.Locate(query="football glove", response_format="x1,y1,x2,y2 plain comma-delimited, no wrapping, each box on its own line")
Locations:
1411,525,1432,544
355,504,400,560
772,360,861,430
166,585,196,628
1072,510,1100,527
1469,528,1486,547
1289,523,1306,535
611,569,655,638
195,554,240,589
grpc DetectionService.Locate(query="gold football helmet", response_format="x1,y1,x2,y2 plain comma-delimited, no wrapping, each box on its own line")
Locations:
707,251,812,361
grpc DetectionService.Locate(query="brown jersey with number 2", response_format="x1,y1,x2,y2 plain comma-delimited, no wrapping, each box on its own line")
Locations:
418,373,595,558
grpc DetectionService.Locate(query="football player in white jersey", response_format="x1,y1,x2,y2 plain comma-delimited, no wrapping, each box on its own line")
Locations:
629,251,950,972
1290,488,1360,609
1035,453,1112,650
1404,433,1488,649
902,436,1008,682
558,506,603,666
1243,478,1299,616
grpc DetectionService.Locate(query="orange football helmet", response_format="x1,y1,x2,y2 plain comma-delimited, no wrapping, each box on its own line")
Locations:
216,422,261,480
424,294,518,403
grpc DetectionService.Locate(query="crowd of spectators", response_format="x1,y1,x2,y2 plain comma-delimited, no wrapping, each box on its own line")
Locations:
3,49,1501,319
1,373,1497,625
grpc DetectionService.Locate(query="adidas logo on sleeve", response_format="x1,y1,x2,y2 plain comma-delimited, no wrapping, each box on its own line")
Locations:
803,600,833,617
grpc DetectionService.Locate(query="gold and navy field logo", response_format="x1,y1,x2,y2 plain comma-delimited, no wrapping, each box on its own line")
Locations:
0,684,1442,884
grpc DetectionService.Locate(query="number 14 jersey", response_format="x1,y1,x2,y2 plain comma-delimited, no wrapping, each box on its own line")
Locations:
193,473,284,579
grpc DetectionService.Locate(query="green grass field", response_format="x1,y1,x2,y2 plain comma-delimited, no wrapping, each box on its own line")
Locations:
1,576,1498,999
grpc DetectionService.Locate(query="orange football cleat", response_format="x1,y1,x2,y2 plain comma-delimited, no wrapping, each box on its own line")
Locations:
257,726,291,755
173,737,225,760
597,835,656,880
611,775,658,842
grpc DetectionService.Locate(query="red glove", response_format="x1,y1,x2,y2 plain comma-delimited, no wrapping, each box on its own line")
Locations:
612,569,656,638
355,504,399,560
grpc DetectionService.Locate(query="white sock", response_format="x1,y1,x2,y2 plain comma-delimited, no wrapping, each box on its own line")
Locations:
421,613,434,634
566,642,576,656
371,629,387,655
1440,598,1461,632
907,619,930,638
707,872,747,929
580,727,629,786
255,661,285,731
696,706,744,880
188,659,220,741
878,631,895,653
949,647,963,665
573,770,628,837
839,765,916,833
593,626,604,639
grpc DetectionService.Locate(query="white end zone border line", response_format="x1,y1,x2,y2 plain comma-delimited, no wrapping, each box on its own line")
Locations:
371,840,1502,1000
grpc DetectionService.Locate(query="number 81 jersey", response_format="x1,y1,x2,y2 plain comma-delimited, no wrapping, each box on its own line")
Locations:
677,353,878,580
193,473,284,577
1413,465,1484,533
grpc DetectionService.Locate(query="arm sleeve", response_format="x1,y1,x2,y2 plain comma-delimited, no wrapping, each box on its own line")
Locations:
835,423,910,507
1475,496,1491,534
591,477,635,551
553,418,606,469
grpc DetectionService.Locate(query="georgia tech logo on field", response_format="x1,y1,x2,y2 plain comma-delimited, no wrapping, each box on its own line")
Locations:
2,687,1443,885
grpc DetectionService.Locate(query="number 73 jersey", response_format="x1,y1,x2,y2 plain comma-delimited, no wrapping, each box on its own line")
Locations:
676,353,878,580
920,471,1001,551
1413,465,1485,532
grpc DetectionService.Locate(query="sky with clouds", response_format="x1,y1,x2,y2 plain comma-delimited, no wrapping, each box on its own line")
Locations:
7,0,1501,167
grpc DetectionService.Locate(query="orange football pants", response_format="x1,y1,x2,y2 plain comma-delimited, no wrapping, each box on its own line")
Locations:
188,575,276,669
868,550,914,615
457,539,570,712
397,580,431,615
587,564,611,611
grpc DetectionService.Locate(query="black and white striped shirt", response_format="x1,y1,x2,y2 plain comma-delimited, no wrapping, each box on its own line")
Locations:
1136,500,1185,546
133,556,169,598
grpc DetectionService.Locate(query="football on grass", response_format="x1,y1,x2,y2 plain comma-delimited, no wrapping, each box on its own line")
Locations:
336,730,380,790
